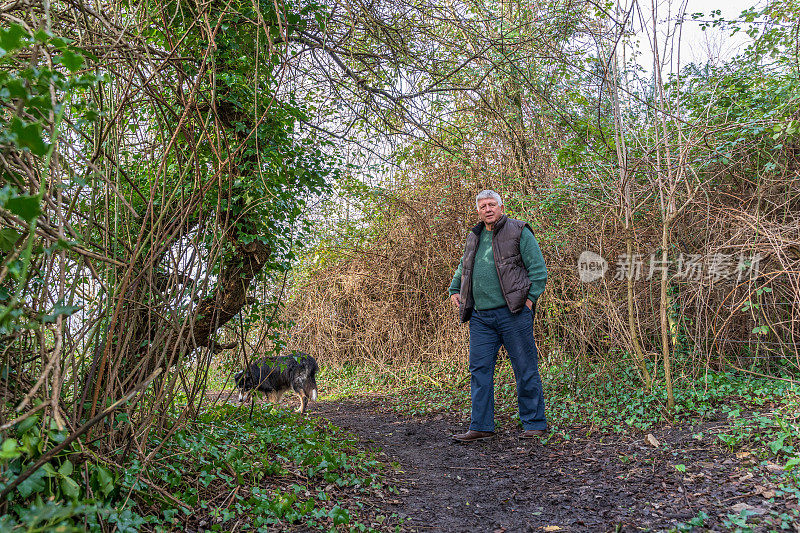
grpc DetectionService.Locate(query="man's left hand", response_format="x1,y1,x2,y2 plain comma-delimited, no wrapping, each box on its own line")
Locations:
525,299,533,310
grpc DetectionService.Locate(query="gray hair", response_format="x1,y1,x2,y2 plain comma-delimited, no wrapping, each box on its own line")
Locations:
475,189,503,209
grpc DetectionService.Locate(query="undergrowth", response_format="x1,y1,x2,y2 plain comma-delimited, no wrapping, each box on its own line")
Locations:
323,357,800,531
1,403,401,531
321,358,800,469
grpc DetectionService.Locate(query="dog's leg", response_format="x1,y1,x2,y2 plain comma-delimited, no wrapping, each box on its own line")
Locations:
298,395,308,414
267,390,285,406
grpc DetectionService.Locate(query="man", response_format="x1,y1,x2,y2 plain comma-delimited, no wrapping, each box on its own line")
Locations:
449,189,548,442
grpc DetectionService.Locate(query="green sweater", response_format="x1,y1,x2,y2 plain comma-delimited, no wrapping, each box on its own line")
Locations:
448,227,547,310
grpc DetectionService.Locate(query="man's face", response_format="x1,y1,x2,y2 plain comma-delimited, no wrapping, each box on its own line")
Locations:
477,197,504,226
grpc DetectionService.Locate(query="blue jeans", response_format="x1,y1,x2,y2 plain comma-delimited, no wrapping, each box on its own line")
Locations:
468,306,547,431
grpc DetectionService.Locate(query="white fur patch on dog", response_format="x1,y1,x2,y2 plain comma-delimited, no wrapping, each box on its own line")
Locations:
311,388,317,401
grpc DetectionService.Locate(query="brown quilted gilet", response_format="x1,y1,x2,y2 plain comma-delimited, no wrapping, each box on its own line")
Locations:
458,215,532,322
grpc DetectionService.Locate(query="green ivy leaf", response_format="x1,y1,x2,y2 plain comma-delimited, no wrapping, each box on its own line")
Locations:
95,464,114,497
42,301,82,324
314,12,326,30
0,227,20,252
5,194,42,222
42,463,57,477
33,29,53,43
58,459,73,477
0,23,29,57
329,505,350,526
9,118,48,156
0,438,21,460
60,476,80,500
2,78,28,100
17,466,47,497
15,414,39,433
57,49,84,73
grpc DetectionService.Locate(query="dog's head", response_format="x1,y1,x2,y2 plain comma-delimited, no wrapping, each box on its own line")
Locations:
233,370,244,389
233,368,256,390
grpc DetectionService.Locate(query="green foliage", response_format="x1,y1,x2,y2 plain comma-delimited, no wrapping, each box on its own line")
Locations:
0,22,102,336
0,409,147,531
677,2,800,195
1,403,398,531
125,404,395,531
98,0,340,334
670,510,710,532
0,23,102,164
190,0,334,262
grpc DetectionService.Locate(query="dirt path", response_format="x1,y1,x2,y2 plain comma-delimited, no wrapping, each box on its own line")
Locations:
313,399,794,532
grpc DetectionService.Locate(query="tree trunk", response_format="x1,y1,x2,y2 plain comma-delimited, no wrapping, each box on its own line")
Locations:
607,37,652,388
626,233,652,389
659,222,675,412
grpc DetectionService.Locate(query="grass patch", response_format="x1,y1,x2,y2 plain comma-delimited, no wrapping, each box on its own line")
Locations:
1,403,401,531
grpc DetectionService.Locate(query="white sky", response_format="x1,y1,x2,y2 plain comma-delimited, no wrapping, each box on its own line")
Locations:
677,0,761,63
632,0,762,73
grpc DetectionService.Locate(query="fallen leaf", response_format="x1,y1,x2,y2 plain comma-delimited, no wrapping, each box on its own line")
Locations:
645,434,660,447
755,486,776,499
731,503,766,515
493,529,506,533
736,451,751,459
543,527,562,532
739,472,754,482
765,462,783,472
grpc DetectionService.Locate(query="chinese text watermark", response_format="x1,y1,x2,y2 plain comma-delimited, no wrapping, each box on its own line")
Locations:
577,251,761,283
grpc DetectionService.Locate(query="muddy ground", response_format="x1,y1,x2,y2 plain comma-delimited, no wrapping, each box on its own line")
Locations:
311,398,798,532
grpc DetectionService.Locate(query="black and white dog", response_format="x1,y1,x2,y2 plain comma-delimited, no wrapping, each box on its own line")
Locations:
233,353,319,413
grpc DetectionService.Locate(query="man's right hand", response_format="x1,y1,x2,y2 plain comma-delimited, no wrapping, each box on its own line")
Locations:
450,293,461,309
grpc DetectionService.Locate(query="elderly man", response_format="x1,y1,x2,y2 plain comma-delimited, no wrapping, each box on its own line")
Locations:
449,189,548,442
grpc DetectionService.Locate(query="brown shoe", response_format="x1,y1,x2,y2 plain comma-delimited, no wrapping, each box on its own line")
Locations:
452,430,495,442
520,429,548,439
